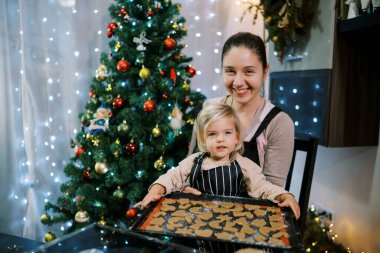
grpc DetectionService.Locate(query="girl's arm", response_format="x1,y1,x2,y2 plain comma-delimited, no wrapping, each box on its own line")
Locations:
133,184,165,209
133,153,199,209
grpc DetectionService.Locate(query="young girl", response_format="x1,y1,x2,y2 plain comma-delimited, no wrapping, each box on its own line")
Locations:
134,103,299,217
134,103,299,253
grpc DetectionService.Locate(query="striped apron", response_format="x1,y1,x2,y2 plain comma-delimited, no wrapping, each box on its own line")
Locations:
189,153,246,253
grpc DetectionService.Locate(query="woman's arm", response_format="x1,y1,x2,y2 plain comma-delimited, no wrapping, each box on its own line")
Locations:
239,155,300,219
263,112,294,187
275,193,300,219
239,155,287,201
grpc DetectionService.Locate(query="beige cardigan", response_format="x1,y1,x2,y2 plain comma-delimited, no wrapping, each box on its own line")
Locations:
151,152,288,203
187,97,294,187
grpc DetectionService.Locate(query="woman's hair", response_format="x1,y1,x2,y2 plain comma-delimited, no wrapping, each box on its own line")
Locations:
196,103,244,160
221,32,267,71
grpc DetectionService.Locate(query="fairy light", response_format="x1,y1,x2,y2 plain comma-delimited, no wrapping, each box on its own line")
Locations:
4,0,113,241
5,2,366,251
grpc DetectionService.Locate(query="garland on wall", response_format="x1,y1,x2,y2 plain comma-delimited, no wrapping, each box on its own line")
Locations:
241,0,319,62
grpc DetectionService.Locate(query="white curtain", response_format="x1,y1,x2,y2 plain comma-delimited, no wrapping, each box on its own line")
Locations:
0,0,263,241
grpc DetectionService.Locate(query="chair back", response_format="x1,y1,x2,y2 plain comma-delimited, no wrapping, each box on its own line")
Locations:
285,137,318,233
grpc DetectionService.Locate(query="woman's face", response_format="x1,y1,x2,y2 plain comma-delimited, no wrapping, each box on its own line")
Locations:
222,47,268,105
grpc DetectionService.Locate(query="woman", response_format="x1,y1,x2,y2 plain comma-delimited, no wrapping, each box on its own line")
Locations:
188,32,294,188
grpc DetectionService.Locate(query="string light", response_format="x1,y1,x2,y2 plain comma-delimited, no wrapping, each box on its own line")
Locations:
5,2,366,252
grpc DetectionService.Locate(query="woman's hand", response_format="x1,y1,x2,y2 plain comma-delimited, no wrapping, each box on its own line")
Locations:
133,184,165,209
181,186,202,195
275,193,300,219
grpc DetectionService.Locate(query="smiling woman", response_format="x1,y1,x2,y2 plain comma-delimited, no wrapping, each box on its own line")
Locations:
189,32,294,188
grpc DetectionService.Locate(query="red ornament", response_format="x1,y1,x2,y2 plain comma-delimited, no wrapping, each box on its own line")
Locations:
126,208,138,219
143,99,156,112
187,66,196,77
113,96,124,109
119,8,127,16
162,92,168,100
126,141,138,154
173,53,181,61
117,59,130,72
107,22,118,32
147,9,154,16
83,170,91,181
75,147,85,157
88,90,95,97
184,97,190,104
107,22,117,38
170,68,177,80
164,37,176,50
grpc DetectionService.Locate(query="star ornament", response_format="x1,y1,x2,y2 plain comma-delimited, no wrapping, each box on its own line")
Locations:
92,138,100,146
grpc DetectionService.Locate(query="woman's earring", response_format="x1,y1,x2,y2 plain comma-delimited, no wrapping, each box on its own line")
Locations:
260,85,265,96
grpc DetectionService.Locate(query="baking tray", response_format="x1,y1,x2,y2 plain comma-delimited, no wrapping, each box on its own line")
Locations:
131,192,303,251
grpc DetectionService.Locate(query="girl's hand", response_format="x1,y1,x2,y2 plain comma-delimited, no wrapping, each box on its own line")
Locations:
133,184,165,209
275,193,300,219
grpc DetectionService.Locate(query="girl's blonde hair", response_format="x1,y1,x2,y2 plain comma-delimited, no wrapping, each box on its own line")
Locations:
196,103,244,160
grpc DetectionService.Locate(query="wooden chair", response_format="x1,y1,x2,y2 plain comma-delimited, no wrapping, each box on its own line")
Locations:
285,137,319,233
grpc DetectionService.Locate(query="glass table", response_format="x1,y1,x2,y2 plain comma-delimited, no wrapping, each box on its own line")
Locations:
28,223,199,253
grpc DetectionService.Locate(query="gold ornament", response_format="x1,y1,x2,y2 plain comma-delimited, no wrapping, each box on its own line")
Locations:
154,156,166,170
264,16,272,24
172,22,179,29
40,213,51,223
115,42,122,51
95,64,107,81
115,138,120,144
272,36,278,42
95,162,108,174
118,120,129,133
113,186,125,200
278,12,290,28
182,80,190,90
86,133,93,140
98,218,106,226
44,232,56,242
139,65,151,79
152,124,161,137
187,118,195,125
70,139,76,148
106,84,112,92
113,150,120,158
75,210,90,223
92,138,100,146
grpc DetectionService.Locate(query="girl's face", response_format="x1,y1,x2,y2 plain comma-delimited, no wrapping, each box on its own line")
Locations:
205,116,239,162
222,47,268,105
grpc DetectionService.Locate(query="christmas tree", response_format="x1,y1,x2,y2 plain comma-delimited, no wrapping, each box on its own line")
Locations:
40,0,205,241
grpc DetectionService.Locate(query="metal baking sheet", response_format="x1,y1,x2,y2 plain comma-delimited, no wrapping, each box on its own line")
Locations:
131,192,303,251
